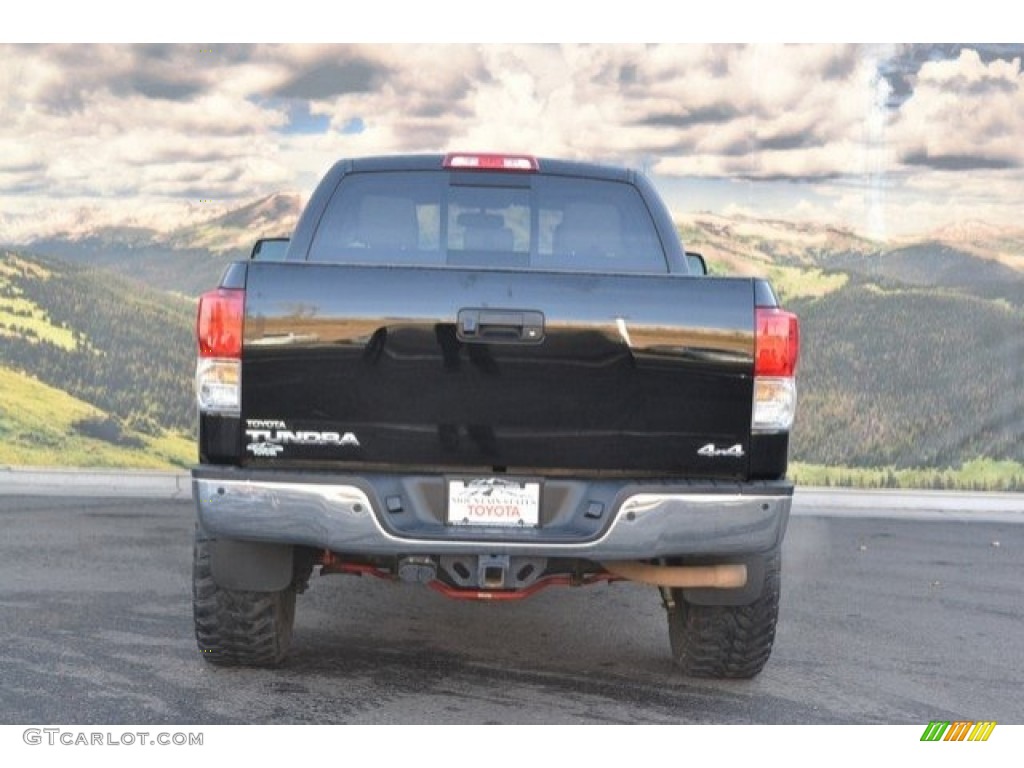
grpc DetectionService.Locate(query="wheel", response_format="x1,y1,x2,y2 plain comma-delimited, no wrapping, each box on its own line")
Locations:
664,552,781,679
192,530,296,667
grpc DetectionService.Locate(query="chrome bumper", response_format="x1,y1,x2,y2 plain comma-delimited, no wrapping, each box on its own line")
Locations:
193,469,791,559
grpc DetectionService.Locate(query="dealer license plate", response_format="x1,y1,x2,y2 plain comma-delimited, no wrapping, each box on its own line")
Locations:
447,478,541,528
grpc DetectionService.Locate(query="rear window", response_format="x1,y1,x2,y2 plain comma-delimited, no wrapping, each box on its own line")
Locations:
307,171,668,273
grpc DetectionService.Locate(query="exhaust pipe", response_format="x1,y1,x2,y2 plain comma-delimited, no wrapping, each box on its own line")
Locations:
601,561,747,589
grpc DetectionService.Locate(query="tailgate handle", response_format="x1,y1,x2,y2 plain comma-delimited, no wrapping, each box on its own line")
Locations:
457,309,545,343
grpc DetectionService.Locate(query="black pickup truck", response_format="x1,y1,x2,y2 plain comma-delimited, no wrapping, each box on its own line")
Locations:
192,153,800,678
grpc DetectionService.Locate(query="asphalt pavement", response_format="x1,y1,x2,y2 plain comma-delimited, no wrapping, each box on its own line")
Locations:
0,473,1020,724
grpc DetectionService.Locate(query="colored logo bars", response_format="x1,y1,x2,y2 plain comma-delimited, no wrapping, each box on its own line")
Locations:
921,721,996,742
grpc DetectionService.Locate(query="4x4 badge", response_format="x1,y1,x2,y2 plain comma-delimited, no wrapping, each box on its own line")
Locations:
698,443,745,458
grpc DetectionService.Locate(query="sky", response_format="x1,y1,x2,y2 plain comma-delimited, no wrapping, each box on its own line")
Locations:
1,41,1023,241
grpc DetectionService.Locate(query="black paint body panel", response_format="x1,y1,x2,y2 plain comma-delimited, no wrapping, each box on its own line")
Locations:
238,263,762,478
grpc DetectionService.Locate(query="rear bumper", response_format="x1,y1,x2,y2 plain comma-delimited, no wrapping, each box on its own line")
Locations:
192,467,792,560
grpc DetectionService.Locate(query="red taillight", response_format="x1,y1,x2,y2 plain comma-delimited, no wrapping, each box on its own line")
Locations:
443,152,539,172
197,288,244,358
755,307,800,377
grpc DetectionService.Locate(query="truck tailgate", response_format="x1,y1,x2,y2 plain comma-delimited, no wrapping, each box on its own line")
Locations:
241,262,756,478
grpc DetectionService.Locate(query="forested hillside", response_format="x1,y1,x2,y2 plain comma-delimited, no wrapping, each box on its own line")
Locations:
0,251,194,450
22,193,300,296
22,239,234,296
789,280,1023,468
682,214,1024,488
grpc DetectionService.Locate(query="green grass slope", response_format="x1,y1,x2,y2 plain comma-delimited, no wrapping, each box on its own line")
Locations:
0,366,193,469
0,250,196,469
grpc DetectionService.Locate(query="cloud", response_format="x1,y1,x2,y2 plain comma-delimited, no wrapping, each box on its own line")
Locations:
892,49,1024,172
0,44,298,208
6,45,210,111
271,57,389,99
639,104,741,128
317,43,890,183
902,151,1017,171
1,43,1023,240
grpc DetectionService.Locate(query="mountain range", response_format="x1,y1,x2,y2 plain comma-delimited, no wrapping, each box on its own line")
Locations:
1,197,1021,484
10,193,303,295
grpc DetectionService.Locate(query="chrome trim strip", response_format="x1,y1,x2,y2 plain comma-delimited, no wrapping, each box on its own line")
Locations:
194,478,789,558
